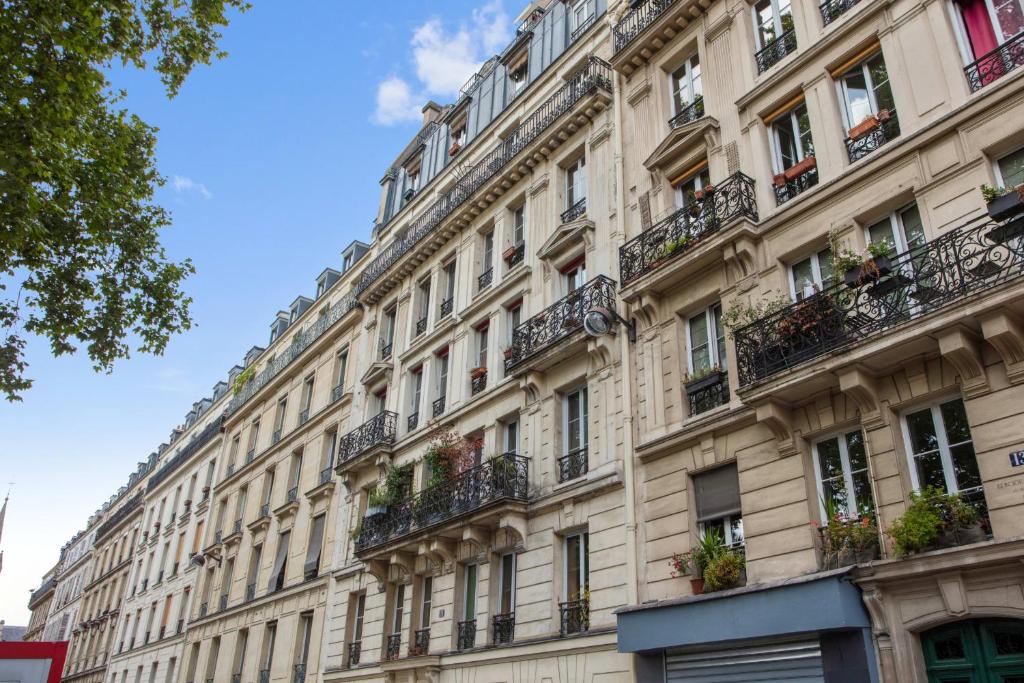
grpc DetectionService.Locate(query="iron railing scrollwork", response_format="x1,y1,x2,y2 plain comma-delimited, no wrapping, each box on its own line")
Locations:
964,32,1024,92
416,316,428,336
478,268,493,290
355,454,529,552
408,412,419,432
386,633,401,661
504,276,617,370
613,0,678,52
734,214,1024,386
755,29,797,73
471,373,487,395
687,372,730,416
457,620,477,650
94,493,143,542
561,197,587,224
492,613,515,645
354,58,612,298
557,448,588,483
379,336,393,360
619,172,758,285
337,411,398,465
287,486,298,503
820,0,860,24
319,467,332,485
507,243,525,267
774,165,818,205
331,384,344,403
413,628,430,655
432,396,446,417
845,110,900,163
669,96,705,129
347,641,361,668
147,417,224,492
439,297,454,317
560,599,590,636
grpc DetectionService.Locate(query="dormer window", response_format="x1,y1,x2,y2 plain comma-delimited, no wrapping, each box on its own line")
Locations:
316,281,326,298
507,53,529,99
449,117,468,157
343,253,353,272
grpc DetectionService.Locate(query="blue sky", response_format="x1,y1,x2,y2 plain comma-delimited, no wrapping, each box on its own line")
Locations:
0,0,516,624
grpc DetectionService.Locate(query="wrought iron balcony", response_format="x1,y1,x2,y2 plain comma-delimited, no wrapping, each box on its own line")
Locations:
687,371,729,416
347,641,361,668
354,58,613,298
198,602,208,617
845,110,900,163
246,448,255,464
432,396,446,417
457,620,477,650
386,633,401,660
94,492,143,542
413,628,430,656
258,669,270,683
774,162,818,205
226,463,236,478
259,503,270,518
504,276,616,370
355,453,529,553
227,293,360,415
734,214,1024,386
493,613,515,645
408,412,419,432
415,316,428,336
439,297,454,317
820,0,860,24
147,417,224,493
292,663,306,683
614,0,681,52
218,594,227,611
214,530,222,544
478,268,493,291
272,428,282,445
232,518,242,534
560,599,590,636
755,29,797,73
964,32,1024,92
379,337,393,360
471,373,487,395
557,448,588,483
319,467,332,485
561,197,587,224
619,172,758,286
245,582,255,602
299,408,309,425
669,96,705,129
506,242,525,268
337,411,398,466
287,486,298,503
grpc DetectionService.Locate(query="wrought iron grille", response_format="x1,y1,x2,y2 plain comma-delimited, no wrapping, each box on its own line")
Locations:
432,396,446,417
561,198,587,224
493,613,515,645
198,602,208,617
478,268,493,290
337,411,398,465
272,428,282,444
613,0,678,52
386,633,401,661
457,620,477,650
557,448,588,483
560,599,590,636
845,110,900,163
354,58,613,297
408,412,419,432
299,408,309,425
820,0,860,24
232,518,242,534
413,628,430,655
416,316,428,336
246,448,255,464
669,96,705,129
570,13,597,42
147,417,224,493
259,503,270,518
774,165,819,205
214,530,222,544
754,29,797,73
355,453,529,552
292,663,306,683
218,594,228,611
319,467,332,485
619,172,758,285
504,276,617,370
347,641,361,668
245,583,255,601
287,486,298,503
688,372,730,415
379,337,393,360
331,383,344,402
227,294,360,415
507,243,525,267
964,32,1024,92
734,214,1024,386
439,297,454,317
258,669,270,683
471,373,487,395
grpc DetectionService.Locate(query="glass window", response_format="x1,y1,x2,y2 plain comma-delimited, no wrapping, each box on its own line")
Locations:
674,167,711,208
352,594,365,641
437,352,449,400
954,0,1024,60
838,52,895,130
482,232,494,274
565,387,588,455
867,203,926,254
694,464,744,547
410,368,423,416
670,54,703,113
771,103,814,171
571,0,596,31
789,247,834,300
564,261,587,293
335,349,348,390
507,303,522,344
902,398,982,495
463,564,477,621
752,0,794,48
513,206,526,245
504,419,519,454
419,576,432,630
814,430,875,518
566,157,587,208
392,584,405,635
499,553,516,614
997,148,1024,188
687,304,727,374
477,326,488,368
564,532,590,601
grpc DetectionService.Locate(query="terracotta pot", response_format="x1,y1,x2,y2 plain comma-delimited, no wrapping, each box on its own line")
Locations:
783,155,816,181
449,143,461,157
503,348,514,360
502,246,518,261
772,173,788,188
470,367,487,379
848,115,880,141
690,578,705,595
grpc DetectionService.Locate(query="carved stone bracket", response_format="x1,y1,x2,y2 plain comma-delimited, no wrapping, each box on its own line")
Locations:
754,399,797,457
936,326,988,398
837,365,885,429
980,310,1024,384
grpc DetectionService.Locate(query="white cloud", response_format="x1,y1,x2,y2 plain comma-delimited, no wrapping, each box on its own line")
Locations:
171,175,212,200
372,1,512,126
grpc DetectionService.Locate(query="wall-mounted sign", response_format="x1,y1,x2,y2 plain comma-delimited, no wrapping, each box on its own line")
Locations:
1010,451,1024,467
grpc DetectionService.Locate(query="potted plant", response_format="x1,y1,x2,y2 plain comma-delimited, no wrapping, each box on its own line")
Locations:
783,155,816,181
684,365,724,393
886,487,987,556
502,346,515,361
502,244,520,262
668,529,735,595
449,141,462,157
470,366,487,380
693,184,715,201
232,366,255,396
364,487,390,518
834,240,894,288
814,498,880,568
847,109,889,141
935,492,986,547
685,189,701,217
773,172,788,189
981,183,1024,224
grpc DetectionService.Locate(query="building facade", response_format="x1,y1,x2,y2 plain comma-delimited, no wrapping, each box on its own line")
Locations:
45,522,100,645
26,565,58,642
32,0,1024,681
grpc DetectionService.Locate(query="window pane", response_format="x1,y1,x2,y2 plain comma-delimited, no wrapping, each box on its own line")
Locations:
868,54,895,113
566,536,581,600
993,0,1024,41
845,430,868,471
905,408,940,455
796,104,814,158
689,313,710,370
900,205,927,251
950,444,982,491
792,257,815,299
851,471,874,515
822,477,849,514
774,115,799,168
729,517,745,546
464,565,476,620
817,438,844,479
915,451,948,491
754,0,776,45
940,399,973,444
999,148,1024,188
842,69,872,125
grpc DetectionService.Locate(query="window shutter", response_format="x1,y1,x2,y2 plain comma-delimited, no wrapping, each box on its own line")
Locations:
304,516,326,576
268,532,290,591
694,464,741,522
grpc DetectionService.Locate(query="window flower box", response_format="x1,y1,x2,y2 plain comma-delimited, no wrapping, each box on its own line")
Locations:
842,254,892,288
847,110,889,141
783,155,816,181
684,368,725,393
449,142,462,157
984,185,1024,222
469,366,487,380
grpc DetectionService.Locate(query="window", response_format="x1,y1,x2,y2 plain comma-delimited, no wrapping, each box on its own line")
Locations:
300,375,315,420
334,349,348,393
566,156,587,209
498,552,516,615
437,350,449,402
901,398,982,496
504,419,519,454
409,367,423,426
694,464,744,546
867,203,925,254
351,594,366,642
289,452,303,494
770,103,815,173
508,53,529,97
304,515,326,580
564,387,588,457
191,520,205,554
997,147,1024,188
482,231,494,275
381,307,396,358
563,259,587,294
752,0,793,49
262,469,275,509
463,564,477,622
419,576,432,630
247,420,260,456
507,302,522,343
228,436,240,471
268,531,290,593
670,54,702,114
837,52,896,132
392,584,405,635
512,205,526,245
442,260,456,312
789,247,834,300
814,430,875,519
570,0,596,33
674,167,711,208
416,279,431,329
476,324,489,369
295,613,313,672
232,630,248,681
952,0,1023,63
687,304,727,375
260,622,277,678
564,532,589,601
321,431,337,473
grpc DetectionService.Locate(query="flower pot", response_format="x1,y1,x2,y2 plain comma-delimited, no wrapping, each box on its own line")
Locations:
876,108,891,122
502,246,518,261
687,203,701,217
843,255,892,288
783,155,816,181
502,348,514,360
848,115,880,141
685,370,724,393
449,142,462,157
690,578,705,595
938,522,988,548
986,188,1024,222
470,367,487,379
772,173,788,188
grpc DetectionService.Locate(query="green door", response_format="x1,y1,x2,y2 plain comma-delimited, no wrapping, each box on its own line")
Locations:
922,620,1024,683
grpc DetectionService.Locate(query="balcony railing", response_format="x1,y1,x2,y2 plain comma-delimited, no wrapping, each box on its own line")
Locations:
506,242,525,268
669,96,705,129
259,503,270,518
354,58,613,298
755,29,797,73
337,411,398,465
413,628,430,656
457,620,477,651
964,32,1024,92
272,428,282,444
504,276,617,370
287,486,298,503
258,669,270,683
773,163,818,205
557,448,588,483
408,412,419,432
299,408,309,425
820,0,860,24
613,0,678,52
245,583,255,602
380,337,393,360
319,467,332,485
493,612,515,645
331,383,344,403
245,448,255,464
386,633,401,661
94,492,143,542
439,297,454,317
198,602,208,617
415,316,428,336
619,172,758,286
471,373,487,395
292,663,306,683
561,197,587,224
232,518,242,534
734,214,1024,386
560,599,590,636
845,110,900,163
227,293,360,415
347,641,361,668
147,418,224,493
355,453,529,553
687,371,730,416
218,594,228,611
432,396,446,417
478,268,493,291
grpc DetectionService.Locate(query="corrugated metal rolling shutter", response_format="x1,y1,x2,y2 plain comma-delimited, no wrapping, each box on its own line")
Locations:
666,639,824,683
